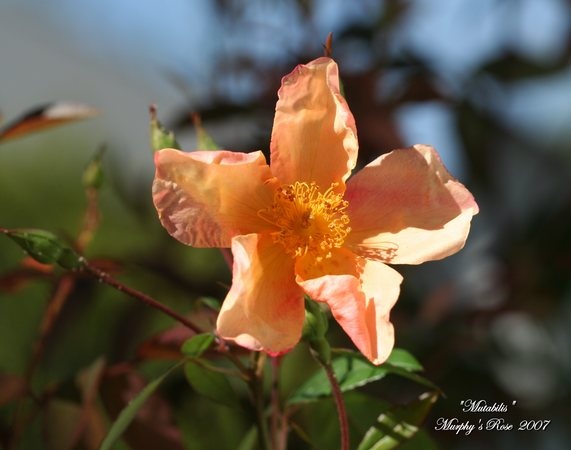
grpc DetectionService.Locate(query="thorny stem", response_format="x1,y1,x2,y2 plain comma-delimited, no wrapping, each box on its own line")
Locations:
270,356,288,450
216,338,249,374
7,276,74,450
270,357,280,449
321,359,350,450
250,352,271,450
26,275,75,380
1,226,203,335
81,261,203,335
7,393,50,450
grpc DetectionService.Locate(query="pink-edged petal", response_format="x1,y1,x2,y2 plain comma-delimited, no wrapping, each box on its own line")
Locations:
345,144,479,264
295,248,402,365
270,57,358,191
216,233,305,355
153,148,278,248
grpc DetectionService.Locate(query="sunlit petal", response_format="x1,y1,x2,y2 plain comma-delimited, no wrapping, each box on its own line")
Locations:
270,57,358,190
217,233,305,355
296,249,402,365
345,144,479,264
153,149,277,248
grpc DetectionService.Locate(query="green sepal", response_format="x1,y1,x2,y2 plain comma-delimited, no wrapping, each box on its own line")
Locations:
193,115,219,151
308,338,331,366
302,297,331,365
2,228,83,269
82,146,105,189
149,105,179,152
302,297,329,340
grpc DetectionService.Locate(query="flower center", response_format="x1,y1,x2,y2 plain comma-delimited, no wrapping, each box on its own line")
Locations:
258,181,350,257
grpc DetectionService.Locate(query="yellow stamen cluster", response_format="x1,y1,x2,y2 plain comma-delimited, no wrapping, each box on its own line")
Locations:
259,181,351,257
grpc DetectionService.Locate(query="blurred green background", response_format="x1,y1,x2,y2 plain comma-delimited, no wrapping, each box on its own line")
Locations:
1,1,571,449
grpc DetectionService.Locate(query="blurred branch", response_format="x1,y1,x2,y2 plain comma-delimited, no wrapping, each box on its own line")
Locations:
80,260,203,335
77,146,105,251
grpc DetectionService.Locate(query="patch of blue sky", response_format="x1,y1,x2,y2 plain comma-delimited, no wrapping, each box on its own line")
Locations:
502,67,571,148
312,0,382,37
20,0,221,102
511,0,570,63
396,102,468,179
393,0,508,78
220,0,306,63
3,0,569,168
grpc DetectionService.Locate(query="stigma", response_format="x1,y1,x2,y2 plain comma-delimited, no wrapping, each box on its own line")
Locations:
258,181,350,257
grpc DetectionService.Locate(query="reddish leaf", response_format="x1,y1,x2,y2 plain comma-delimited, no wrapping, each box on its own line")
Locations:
0,266,52,293
0,374,26,406
0,102,99,142
73,358,108,450
135,308,218,362
136,324,196,361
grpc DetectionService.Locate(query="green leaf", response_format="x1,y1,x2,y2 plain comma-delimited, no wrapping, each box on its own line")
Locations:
236,426,257,450
181,333,214,358
288,354,389,405
380,366,441,393
385,348,423,372
2,228,82,269
197,296,220,311
398,429,440,450
184,360,239,408
288,349,433,405
357,392,438,450
149,105,179,152
98,363,181,450
45,399,82,450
